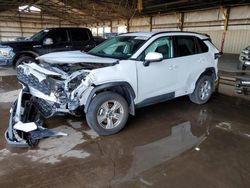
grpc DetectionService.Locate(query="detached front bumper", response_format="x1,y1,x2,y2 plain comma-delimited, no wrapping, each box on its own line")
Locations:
5,90,32,147
5,89,67,147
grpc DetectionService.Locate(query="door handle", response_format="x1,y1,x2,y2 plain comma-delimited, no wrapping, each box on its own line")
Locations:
65,45,72,48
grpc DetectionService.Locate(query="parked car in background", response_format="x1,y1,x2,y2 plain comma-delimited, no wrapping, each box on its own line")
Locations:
238,45,250,70
104,32,118,39
0,27,99,67
93,36,106,44
5,31,221,147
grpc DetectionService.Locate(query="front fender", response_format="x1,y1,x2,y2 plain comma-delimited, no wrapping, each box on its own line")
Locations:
84,82,136,115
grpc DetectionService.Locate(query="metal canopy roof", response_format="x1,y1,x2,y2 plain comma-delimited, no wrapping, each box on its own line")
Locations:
0,0,249,24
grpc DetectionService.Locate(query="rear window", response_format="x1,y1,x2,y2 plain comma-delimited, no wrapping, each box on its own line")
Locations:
196,38,209,53
175,36,197,57
70,29,90,41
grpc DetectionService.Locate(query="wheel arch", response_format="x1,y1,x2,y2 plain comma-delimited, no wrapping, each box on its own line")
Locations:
13,51,39,66
199,67,217,81
191,67,217,93
84,82,136,115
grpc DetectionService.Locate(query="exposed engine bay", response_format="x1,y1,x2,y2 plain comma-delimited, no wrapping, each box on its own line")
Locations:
5,61,113,147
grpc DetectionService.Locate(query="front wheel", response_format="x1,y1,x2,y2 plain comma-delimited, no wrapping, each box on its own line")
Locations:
15,55,36,67
189,75,213,104
86,91,129,135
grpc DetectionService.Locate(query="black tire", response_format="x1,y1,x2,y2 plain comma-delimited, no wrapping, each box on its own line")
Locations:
189,75,213,104
86,91,129,135
237,62,246,71
15,55,36,67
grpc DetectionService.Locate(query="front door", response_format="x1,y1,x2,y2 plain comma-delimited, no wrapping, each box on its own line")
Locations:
136,36,178,103
45,29,72,53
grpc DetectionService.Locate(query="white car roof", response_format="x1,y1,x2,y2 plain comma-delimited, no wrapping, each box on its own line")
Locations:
120,31,209,40
121,32,156,37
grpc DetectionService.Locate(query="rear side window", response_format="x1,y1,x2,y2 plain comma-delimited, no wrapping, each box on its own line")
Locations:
196,38,209,53
175,36,197,57
70,29,90,42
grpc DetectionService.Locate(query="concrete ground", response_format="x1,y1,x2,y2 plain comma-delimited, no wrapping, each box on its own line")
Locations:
218,53,240,72
0,58,250,188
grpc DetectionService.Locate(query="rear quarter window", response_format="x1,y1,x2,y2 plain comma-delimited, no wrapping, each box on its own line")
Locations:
196,37,209,53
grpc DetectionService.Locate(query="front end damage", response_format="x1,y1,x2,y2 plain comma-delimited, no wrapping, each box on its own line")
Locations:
5,89,67,147
5,61,107,147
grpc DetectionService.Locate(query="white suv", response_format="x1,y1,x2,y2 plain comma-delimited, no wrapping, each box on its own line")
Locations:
6,32,220,147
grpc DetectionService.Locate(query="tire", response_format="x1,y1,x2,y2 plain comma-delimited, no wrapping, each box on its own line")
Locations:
86,91,129,135
189,75,213,104
15,55,36,67
237,62,247,71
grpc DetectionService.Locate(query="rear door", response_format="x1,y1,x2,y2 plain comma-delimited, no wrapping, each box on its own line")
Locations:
172,35,211,96
69,29,96,52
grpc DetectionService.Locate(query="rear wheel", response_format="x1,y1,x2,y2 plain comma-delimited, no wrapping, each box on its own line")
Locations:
15,55,36,67
189,75,213,104
86,91,129,135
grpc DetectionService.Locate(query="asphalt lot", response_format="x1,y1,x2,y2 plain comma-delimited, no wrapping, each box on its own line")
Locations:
0,60,250,187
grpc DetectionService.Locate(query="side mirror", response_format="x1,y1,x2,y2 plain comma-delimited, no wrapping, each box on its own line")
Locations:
43,38,53,45
143,52,163,67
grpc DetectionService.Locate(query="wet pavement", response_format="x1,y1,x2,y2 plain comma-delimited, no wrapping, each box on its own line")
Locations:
0,74,250,188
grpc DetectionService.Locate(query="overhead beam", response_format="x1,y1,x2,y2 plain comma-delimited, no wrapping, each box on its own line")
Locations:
220,7,230,52
137,0,143,13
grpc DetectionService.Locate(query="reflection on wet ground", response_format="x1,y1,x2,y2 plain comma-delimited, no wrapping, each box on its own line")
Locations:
0,73,250,188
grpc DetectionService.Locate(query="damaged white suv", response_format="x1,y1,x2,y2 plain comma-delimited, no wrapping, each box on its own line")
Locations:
6,32,220,147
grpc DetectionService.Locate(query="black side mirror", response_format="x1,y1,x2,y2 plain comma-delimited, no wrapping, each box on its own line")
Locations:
143,60,151,67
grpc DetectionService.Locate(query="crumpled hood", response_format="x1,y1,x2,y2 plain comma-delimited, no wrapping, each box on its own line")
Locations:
36,50,118,65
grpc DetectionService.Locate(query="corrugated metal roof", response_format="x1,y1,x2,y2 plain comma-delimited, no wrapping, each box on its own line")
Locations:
0,0,249,24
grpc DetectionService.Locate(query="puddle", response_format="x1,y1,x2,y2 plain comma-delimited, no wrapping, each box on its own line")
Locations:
114,121,206,183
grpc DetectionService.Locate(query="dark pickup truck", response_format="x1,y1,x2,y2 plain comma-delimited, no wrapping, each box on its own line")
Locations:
0,27,100,67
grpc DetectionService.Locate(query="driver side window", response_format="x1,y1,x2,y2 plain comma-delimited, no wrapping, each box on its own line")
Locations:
139,37,173,60
47,30,69,44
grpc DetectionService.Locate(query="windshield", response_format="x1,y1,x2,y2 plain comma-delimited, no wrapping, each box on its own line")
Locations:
88,35,148,59
30,29,50,41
